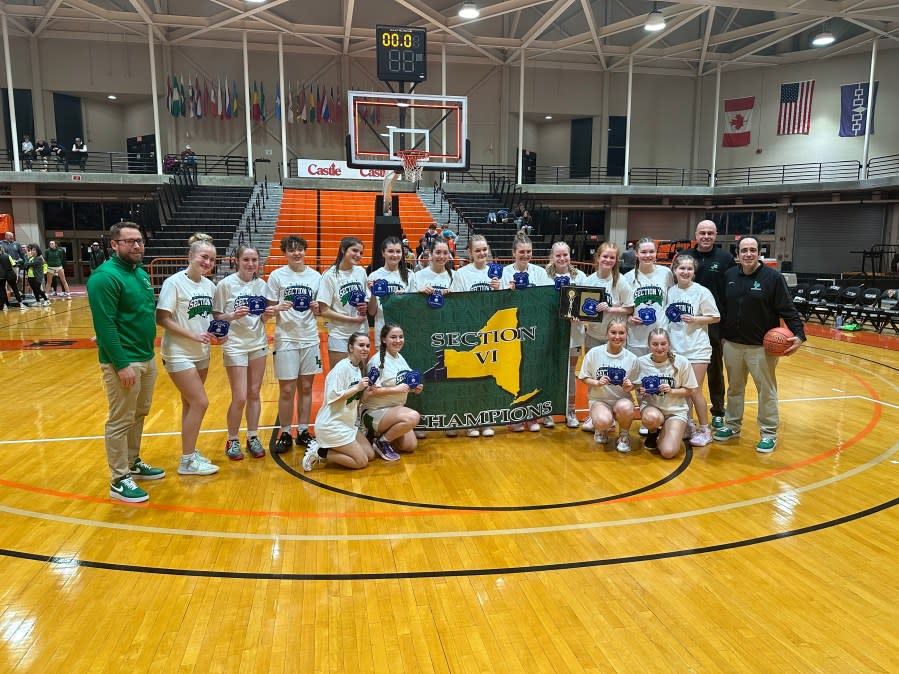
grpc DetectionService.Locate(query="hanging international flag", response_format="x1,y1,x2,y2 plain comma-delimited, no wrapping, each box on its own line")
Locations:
722,96,754,147
839,81,878,137
321,87,331,123
317,85,325,121
194,78,202,119
232,80,240,118
287,82,294,124
335,86,342,126
188,78,195,119
218,80,224,119
224,79,231,119
260,82,267,121
299,84,307,123
309,86,316,123
166,76,172,113
171,75,182,117
275,83,282,121
179,75,187,117
777,80,814,135
210,80,218,118
251,81,261,121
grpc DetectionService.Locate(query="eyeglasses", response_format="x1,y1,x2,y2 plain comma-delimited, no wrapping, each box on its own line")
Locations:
115,238,144,246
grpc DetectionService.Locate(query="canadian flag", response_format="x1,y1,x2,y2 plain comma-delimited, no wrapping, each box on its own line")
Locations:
722,96,755,147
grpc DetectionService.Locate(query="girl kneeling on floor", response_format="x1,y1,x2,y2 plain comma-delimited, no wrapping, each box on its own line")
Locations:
636,328,698,459
578,318,640,453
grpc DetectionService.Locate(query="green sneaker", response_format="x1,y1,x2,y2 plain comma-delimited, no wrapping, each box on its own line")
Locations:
130,457,165,480
110,476,149,503
713,427,740,442
711,416,725,430
756,437,777,453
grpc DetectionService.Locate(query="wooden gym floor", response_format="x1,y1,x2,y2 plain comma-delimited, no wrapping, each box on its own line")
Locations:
0,294,897,672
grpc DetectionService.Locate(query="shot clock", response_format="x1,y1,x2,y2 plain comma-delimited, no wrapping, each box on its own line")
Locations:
376,25,427,82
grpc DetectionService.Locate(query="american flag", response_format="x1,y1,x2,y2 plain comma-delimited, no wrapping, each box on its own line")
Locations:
777,80,815,135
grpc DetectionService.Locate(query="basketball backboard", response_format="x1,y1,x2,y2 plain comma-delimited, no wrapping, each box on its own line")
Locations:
346,91,468,171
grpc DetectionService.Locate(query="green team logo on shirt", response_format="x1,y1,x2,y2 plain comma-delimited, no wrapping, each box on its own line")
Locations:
187,295,213,319
339,281,364,305
286,285,312,302
752,281,762,290
709,262,720,271
633,285,663,306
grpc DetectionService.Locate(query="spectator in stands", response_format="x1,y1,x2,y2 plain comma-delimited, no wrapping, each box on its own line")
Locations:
88,241,106,271
442,228,457,256
512,202,531,228
44,240,71,298
21,135,35,171
34,139,50,172
620,242,637,274
422,223,439,251
180,144,197,177
49,138,66,170
69,137,88,171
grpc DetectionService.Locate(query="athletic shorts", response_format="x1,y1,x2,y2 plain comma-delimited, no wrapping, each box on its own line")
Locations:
47,266,64,274
223,345,269,368
327,334,349,353
163,358,210,373
639,401,688,425
273,346,322,381
589,399,633,414
360,408,389,435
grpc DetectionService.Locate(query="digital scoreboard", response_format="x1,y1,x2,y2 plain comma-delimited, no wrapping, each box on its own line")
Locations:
376,25,427,83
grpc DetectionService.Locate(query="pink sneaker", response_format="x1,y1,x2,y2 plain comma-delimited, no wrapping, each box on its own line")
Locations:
690,428,713,447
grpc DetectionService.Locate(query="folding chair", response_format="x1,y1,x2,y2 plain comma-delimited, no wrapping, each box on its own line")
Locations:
834,286,862,323
876,288,899,334
811,284,842,324
854,287,882,329
791,283,811,321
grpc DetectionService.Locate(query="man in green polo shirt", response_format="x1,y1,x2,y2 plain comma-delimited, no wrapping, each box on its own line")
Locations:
87,222,164,502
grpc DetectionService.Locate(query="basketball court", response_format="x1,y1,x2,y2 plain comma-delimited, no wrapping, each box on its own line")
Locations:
0,299,896,671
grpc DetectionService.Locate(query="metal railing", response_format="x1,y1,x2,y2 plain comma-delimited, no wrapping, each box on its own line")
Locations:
163,153,249,176
0,149,248,176
715,160,862,186
629,167,710,186
865,154,899,179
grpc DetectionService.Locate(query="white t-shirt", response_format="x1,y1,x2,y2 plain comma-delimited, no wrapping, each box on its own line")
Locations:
157,272,216,362
314,357,365,448
368,266,416,347
500,263,552,288
636,353,697,417
266,266,322,350
414,266,453,292
580,272,634,342
623,266,675,351
551,267,589,348
579,344,640,404
450,263,496,293
362,351,413,411
665,282,719,363
213,274,268,356
318,266,370,341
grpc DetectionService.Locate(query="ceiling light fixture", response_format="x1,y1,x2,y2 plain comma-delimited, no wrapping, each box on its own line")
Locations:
107,95,117,100
459,2,480,19
545,115,553,120
644,3,665,32
812,30,835,47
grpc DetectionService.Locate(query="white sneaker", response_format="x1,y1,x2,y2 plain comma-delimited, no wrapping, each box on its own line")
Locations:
683,421,696,440
638,426,649,436
527,422,541,432
594,431,608,444
466,429,480,437
177,452,219,475
192,449,215,465
302,446,324,471
41,300,50,306
615,433,632,453
414,430,427,439
543,417,555,428
690,428,713,447
581,417,594,432
445,429,458,437
566,413,579,428
507,423,525,433
481,427,495,437
64,292,71,298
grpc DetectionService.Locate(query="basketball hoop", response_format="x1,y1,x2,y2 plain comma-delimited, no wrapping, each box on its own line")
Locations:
397,149,430,183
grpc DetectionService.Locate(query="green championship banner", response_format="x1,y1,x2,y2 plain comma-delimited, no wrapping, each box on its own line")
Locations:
382,287,570,431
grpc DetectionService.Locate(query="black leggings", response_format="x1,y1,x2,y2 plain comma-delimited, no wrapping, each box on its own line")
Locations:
27,277,48,302
3,276,23,305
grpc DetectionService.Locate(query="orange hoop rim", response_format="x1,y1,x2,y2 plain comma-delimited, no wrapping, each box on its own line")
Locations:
396,149,430,168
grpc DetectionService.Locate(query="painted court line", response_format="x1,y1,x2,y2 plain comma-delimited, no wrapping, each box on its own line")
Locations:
0,394,877,446
1,441,896,542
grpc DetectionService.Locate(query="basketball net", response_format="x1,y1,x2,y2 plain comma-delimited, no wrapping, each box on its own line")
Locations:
397,149,429,183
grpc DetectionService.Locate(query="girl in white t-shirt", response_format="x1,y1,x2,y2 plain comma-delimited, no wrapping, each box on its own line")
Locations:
302,333,375,472
579,241,635,431
368,236,416,349
213,244,273,461
361,323,424,460
636,328,698,460
155,233,220,476
502,234,552,432
624,237,675,357
665,254,720,447
448,234,500,438
578,318,640,453
318,236,372,368
415,238,455,296
545,241,589,429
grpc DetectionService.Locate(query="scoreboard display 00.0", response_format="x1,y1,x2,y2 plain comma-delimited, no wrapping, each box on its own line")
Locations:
376,25,427,83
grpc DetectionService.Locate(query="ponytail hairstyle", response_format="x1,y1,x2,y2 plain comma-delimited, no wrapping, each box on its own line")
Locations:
235,243,260,278
633,237,657,287
594,241,621,289
647,327,677,378
512,232,532,253
546,241,576,278
605,315,628,336
189,232,215,254
379,322,402,371
330,236,364,274
671,253,696,279
347,332,369,372
467,234,491,262
381,235,409,285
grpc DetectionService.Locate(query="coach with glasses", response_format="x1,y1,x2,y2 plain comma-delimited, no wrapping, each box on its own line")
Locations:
87,223,165,503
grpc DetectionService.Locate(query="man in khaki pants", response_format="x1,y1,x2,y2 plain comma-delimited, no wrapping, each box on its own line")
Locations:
87,222,164,502
713,237,805,453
